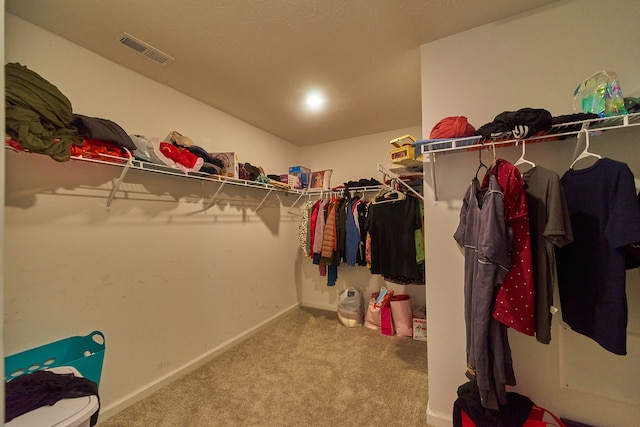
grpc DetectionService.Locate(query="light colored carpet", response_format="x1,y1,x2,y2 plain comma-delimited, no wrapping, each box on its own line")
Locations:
98,307,429,426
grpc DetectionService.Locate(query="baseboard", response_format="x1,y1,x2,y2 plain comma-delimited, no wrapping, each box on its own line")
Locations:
426,405,453,427
98,302,301,422
300,302,336,312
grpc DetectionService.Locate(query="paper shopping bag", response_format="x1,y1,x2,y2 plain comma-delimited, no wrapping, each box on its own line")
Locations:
390,295,413,337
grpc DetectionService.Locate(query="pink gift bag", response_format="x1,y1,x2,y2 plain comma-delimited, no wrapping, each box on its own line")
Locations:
390,295,413,337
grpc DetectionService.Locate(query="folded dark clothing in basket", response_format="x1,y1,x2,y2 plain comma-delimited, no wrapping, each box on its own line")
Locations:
6,370,100,425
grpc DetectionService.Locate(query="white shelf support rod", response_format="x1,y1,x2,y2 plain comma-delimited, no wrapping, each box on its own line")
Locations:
106,148,133,210
376,163,424,201
428,152,439,205
204,182,226,211
255,188,274,211
287,191,307,214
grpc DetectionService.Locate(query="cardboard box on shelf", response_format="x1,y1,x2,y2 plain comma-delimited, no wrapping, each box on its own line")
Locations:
309,169,332,189
289,166,311,189
211,152,239,178
280,174,300,189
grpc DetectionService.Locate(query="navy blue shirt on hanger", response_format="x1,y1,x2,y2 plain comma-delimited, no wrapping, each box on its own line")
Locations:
556,158,640,355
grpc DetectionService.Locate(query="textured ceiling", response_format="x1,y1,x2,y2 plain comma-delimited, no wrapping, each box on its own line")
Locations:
6,0,559,146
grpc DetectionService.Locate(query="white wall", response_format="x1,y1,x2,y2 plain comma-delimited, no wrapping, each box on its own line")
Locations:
298,127,426,311
421,1,640,426
4,14,303,420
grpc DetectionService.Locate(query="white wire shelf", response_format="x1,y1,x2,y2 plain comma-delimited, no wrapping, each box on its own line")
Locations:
418,112,640,204
5,144,393,212
417,112,640,156
5,145,298,210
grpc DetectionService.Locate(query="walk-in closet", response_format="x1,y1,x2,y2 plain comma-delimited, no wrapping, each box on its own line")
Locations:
3,1,640,427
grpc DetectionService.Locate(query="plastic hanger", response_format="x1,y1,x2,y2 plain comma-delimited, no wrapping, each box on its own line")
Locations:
372,178,406,204
475,143,488,180
488,141,497,171
514,139,535,169
569,129,601,169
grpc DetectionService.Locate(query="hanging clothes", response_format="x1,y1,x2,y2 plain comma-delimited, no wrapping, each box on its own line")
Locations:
312,199,329,270
298,199,316,257
356,201,369,266
5,62,83,162
454,176,516,410
321,198,339,262
521,166,573,344
415,199,426,265
308,199,322,257
483,158,535,336
337,194,350,263
556,158,640,355
624,191,640,269
344,198,362,266
365,194,422,281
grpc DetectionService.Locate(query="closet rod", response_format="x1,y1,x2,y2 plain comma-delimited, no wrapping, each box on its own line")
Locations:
287,185,385,215
376,163,424,201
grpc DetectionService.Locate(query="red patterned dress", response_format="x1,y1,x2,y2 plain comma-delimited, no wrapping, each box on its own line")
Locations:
484,158,535,335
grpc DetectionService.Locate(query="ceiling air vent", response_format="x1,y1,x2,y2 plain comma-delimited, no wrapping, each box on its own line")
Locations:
118,32,174,65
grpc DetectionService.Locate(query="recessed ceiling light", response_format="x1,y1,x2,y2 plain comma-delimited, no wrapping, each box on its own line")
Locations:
305,90,325,111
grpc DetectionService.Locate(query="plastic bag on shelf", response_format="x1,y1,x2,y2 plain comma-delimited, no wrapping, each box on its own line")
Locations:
572,70,628,117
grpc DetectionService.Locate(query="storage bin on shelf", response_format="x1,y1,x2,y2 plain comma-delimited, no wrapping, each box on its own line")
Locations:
390,144,420,164
414,135,482,153
289,165,311,189
5,330,106,388
389,134,422,166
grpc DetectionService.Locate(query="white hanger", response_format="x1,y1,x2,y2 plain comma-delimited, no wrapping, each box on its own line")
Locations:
514,139,535,169
488,141,497,170
569,129,601,169
372,178,406,204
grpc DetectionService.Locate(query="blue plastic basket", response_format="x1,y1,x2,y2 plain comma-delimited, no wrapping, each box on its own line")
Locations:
4,331,106,388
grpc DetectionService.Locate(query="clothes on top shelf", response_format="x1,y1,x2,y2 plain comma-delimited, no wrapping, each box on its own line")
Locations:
74,114,137,152
476,108,553,141
5,62,83,162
